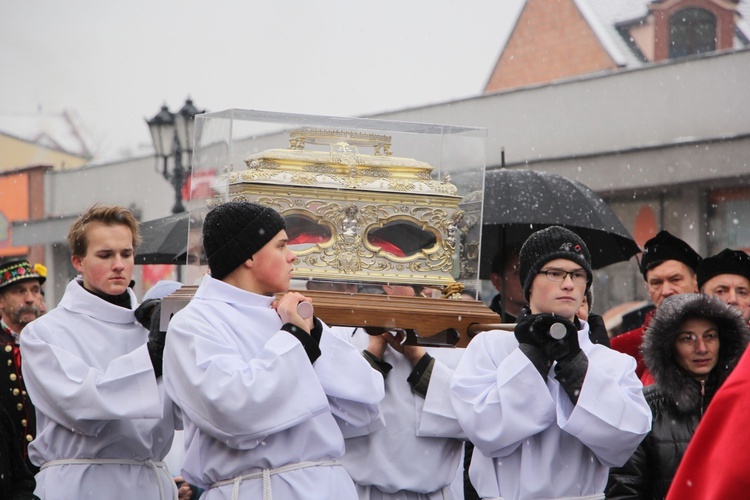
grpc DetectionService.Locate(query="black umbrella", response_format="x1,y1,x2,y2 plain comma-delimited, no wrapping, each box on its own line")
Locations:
136,212,194,265
480,169,640,278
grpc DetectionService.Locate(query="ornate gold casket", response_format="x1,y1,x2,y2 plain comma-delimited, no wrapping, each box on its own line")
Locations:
212,127,468,288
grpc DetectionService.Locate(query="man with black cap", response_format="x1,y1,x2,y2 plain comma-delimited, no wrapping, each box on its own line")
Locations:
451,226,651,500
611,230,701,384
0,258,44,473
163,200,384,499
698,248,750,323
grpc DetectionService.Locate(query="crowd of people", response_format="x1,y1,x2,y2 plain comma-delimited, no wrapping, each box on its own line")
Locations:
2,201,750,499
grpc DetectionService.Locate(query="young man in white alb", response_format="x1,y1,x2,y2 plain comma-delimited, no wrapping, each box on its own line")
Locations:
451,226,651,500
163,201,384,499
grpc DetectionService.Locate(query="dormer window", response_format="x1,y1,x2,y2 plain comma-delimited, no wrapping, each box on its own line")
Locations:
669,8,716,58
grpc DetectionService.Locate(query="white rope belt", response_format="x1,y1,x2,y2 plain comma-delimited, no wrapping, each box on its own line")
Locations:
210,459,341,500
40,458,177,500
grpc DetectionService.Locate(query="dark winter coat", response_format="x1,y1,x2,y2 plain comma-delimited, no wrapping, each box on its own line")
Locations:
0,405,38,500
606,293,750,500
0,328,37,473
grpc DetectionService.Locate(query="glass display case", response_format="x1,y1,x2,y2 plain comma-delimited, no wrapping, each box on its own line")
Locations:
186,109,486,299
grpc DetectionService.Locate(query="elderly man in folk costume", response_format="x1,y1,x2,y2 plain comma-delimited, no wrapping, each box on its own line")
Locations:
163,201,384,499
20,205,184,500
451,226,652,500
0,258,45,475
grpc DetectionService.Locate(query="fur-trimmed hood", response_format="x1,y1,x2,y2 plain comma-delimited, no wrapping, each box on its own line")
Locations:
642,293,750,414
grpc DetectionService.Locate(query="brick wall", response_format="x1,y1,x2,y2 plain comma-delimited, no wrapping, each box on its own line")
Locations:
485,0,617,92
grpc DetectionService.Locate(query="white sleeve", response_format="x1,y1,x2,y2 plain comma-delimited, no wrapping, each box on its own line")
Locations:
450,331,556,457
558,345,652,467
415,352,467,439
21,324,162,437
163,310,333,450
314,324,385,437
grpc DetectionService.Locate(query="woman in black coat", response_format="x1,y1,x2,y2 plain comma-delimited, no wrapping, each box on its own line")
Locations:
606,293,750,499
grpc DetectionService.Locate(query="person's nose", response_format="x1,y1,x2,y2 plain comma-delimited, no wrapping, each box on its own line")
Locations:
726,289,738,305
661,282,677,298
112,255,125,271
694,337,709,354
560,274,575,290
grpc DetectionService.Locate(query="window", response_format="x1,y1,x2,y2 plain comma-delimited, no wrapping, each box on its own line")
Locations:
669,8,716,58
707,188,750,255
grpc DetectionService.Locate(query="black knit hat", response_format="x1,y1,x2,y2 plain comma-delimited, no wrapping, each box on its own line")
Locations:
639,230,701,279
203,201,286,280
519,226,592,301
697,248,750,289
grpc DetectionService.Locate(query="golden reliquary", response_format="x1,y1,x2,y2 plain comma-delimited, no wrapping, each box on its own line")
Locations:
209,128,472,289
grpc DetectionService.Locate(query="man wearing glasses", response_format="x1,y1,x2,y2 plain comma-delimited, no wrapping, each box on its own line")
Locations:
451,226,651,500
611,231,701,385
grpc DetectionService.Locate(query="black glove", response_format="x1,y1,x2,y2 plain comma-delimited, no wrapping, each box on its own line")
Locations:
513,307,539,347
134,298,160,329
514,310,552,381
554,351,588,404
135,299,166,378
586,313,610,347
529,314,588,405
529,314,581,363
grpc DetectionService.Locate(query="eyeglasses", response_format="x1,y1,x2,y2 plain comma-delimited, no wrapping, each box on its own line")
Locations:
539,268,589,284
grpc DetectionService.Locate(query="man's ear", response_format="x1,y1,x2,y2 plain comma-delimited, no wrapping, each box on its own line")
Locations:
489,272,502,291
71,254,83,274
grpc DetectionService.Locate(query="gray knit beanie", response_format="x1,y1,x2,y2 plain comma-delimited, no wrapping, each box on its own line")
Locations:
519,226,592,301
203,201,286,280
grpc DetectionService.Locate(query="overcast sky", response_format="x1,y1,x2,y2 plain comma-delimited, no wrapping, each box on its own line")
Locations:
0,0,524,161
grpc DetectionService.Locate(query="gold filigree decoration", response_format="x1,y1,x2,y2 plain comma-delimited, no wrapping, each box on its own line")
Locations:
331,142,364,167
387,179,416,192
240,169,279,182
409,248,454,274
260,159,281,170
303,163,337,175
412,207,452,230
358,168,391,178
245,158,280,170
429,182,459,196
254,196,295,212
288,172,321,186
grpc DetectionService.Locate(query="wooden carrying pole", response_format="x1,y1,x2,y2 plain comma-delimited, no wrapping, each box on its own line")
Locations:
161,287,504,348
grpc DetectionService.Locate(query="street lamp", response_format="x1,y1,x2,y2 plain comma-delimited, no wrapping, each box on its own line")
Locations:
146,98,203,214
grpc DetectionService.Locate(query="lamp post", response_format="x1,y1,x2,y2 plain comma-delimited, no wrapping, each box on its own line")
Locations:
146,98,203,214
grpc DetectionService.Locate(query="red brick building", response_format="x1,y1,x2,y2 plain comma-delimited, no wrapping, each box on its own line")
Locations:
485,0,750,92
